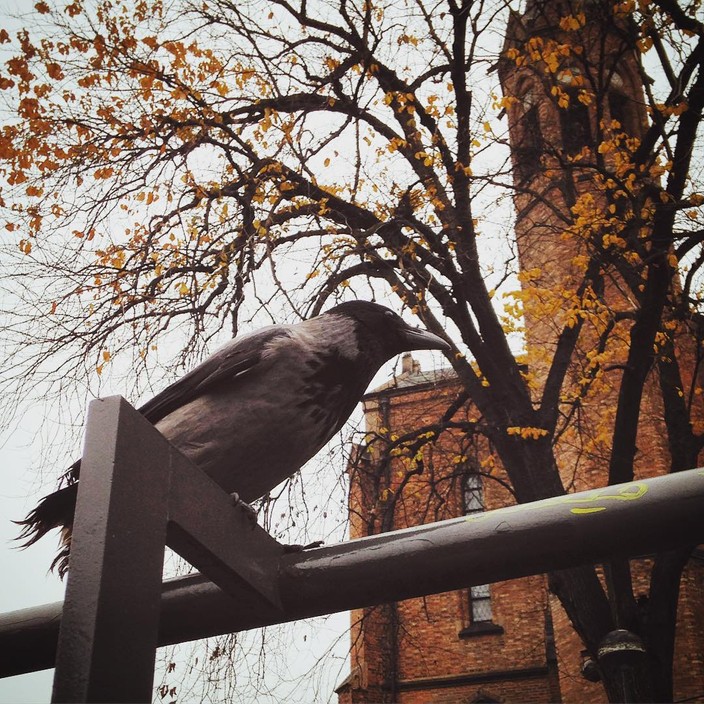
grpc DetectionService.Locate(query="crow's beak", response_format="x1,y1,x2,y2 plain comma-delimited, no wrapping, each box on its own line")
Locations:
401,326,451,352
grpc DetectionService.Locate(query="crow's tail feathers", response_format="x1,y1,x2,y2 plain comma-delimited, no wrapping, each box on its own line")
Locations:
14,483,78,579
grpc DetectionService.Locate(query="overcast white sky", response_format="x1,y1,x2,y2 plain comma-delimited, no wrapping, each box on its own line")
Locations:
0,409,66,703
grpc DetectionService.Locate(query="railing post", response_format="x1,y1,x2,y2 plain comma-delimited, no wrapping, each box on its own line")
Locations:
50,396,285,703
52,397,170,704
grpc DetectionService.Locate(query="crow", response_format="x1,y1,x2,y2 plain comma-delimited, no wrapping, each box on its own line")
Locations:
16,300,450,576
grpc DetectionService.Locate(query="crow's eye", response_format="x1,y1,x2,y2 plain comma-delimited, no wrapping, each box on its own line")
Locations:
384,310,396,319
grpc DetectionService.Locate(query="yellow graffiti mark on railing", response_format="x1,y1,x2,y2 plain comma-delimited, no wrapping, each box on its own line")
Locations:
465,482,649,523
552,482,648,514
571,507,607,514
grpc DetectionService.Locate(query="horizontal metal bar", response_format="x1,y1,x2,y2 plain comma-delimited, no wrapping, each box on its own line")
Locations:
2,467,703,678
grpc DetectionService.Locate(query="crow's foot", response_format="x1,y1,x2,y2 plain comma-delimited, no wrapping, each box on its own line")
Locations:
230,492,258,525
283,540,324,553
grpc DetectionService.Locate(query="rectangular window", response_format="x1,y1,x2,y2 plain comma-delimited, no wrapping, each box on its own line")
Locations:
460,472,502,635
462,473,484,515
470,583,493,623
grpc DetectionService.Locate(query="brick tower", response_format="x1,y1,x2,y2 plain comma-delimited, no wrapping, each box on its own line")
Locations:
336,2,704,703
497,2,704,701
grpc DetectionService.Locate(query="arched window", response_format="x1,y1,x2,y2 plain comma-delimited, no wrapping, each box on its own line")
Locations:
560,100,592,155
606,72,642,136
556,66,593,155
514,86,544,182
608,89,639,136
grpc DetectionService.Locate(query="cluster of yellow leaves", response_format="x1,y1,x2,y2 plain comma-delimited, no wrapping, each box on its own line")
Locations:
424,93,454,120
653,319,679,355
506,426,549,440
652,101,689,118
95,349,111,377
480,454,497,471
383,90,417,116
513,274,613,339
500,290,525,337
397,33,420,47
559,13,587,32
571,192,630,253
385,136,408,154
614,0,637,16
505,35,579,75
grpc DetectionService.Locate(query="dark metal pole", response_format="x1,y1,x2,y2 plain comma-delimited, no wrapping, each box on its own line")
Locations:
52,397,171,704
2,467,703,679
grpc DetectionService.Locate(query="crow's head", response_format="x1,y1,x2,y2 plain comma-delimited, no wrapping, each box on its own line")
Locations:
325,301,450,361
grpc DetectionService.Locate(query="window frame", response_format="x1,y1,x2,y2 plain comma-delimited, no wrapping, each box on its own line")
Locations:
459,471,504,638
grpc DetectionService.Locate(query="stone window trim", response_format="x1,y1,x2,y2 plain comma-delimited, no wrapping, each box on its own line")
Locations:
459,621,505,639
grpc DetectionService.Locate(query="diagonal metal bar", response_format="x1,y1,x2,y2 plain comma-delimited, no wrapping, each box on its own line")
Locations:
166,454,285,610
2,463,702,680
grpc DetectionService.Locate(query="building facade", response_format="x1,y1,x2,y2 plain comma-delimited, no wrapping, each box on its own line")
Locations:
337,1,704,702
337,355,562,703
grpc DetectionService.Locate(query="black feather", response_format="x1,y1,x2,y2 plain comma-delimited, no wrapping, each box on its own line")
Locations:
14,484,77,577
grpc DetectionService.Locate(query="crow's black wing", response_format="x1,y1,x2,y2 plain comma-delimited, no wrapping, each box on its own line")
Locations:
137,325,289,424
58,326,289,485
19,326,290,555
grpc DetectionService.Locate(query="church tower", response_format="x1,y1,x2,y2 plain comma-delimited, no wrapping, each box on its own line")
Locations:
501,1,704,700
498,0,650,445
